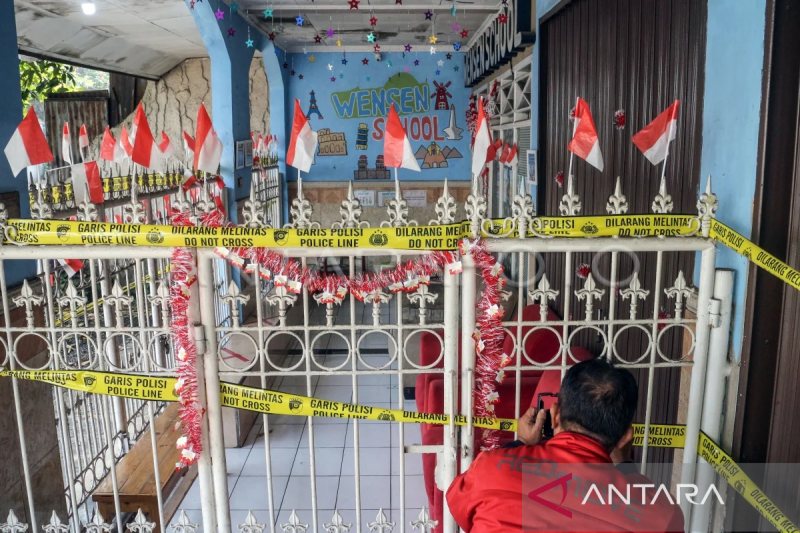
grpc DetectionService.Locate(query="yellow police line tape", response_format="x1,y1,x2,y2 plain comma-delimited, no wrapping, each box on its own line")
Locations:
0,367,683,447
4,214,700,250
2,369,796,530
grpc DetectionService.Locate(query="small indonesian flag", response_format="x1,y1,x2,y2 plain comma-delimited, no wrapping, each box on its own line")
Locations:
62,123,72,164
3,107,53,177
78,124,89,150
99,127,116,162
72,161,105,205
159,131,174,159
286,99,318,173
120,125,134,157
486,137,503,162
384,103,420,171
632,100,680,165
194,103,223,173
471,96,492,177
568,98,604,171
499,143,511,164
58,258,84,278
131,103,161,169
183,131,195,156
506,143,518,167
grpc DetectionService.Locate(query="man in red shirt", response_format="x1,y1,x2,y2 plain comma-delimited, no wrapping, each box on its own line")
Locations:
446,358,684,532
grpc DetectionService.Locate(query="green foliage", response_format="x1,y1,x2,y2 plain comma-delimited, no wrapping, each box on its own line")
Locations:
19,59,77,110
73,67,109,91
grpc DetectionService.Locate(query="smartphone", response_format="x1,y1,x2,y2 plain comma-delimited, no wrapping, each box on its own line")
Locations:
537,392,557,439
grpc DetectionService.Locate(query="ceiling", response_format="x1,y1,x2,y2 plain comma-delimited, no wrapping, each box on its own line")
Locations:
239,0,501,52
13,0,501,79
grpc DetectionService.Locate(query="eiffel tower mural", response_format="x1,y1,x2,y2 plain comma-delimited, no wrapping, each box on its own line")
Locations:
306,90,323,120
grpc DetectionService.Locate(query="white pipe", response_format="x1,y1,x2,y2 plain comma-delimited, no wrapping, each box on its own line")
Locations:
679,245,718,527
460,254,477,471
689,269,734,533
441,262,459,532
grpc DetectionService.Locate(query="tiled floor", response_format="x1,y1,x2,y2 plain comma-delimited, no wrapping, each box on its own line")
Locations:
171,297,439,531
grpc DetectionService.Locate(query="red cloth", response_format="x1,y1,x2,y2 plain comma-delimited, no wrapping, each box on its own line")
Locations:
446,433,684,533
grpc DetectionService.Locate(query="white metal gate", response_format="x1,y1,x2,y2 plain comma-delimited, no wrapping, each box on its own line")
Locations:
0,176,729,533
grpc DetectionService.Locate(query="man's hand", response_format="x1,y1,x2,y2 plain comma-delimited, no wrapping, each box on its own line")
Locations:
516,406,547,446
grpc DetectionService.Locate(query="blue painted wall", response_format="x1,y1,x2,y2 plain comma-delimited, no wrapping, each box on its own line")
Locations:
0,1,35,287
285,51,472,182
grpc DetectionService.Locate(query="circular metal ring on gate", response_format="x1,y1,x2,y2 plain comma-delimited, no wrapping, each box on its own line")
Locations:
566,325,609,362
11,332,52,370
56,333,100,370
217,331,260,372
264,330,307,372
0,335,8,368
402,328,444,370
519,325,565,367
355,329,398,371
655,323,695,362
310,331,352,371
610,324,653,364
589,245,642,289
146,332,178,372
101,332,142,372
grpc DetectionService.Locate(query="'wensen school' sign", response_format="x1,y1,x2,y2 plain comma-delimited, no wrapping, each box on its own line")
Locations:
464,0,536,87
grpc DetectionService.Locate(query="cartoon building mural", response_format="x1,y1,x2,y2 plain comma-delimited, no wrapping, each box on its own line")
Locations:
432,81,452,110
356,123,369,150
354,154,390,180
306,90,323,120
317,128,347,156
414,142,463,169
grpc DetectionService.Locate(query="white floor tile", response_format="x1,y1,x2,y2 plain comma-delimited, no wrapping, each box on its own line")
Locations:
313,385,353,403
341,447,392,476
346,422,391,447
336,475,392,510
281,475,339,509
391,422,422,446
353,385,393,403
225,447,251,477
301,423,348,448
316,374,353,386
291,447,345,476
266,413,306,425
241,446,297,477
390,475,429,509
276,385,316,396
390,451,424,476
229,476,289,510
354,373,395,386
257,423,305,448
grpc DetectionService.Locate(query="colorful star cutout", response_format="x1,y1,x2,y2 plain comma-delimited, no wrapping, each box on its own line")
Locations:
454,66,459,71
227,27,236,37
190,0,195,8
373,44,381,52
230,2,238,12
348,0,360,9
387,61,392,67
331,76,336,82
341,58,348,65
451,5,456,16
327,63,333,70
246,38,254,47
414,59,419,66
404,43,412,52
460,29,469,38
314,35,322,43
283,62,288,68
404,66,410,72
327,28,335,38
451,23,460,32
268,32,276,40
435,69,441,75
295,15,304,25
366,76,371,81
437,59,444,67
430,46,436,54
309,55,315,62
424,10,433,19
215,9,224,20
429,34,438,44
446,53,452,59
337,39,342,46
453,43,462,51
291,70,296,76
498,14,508,23
362,58,369,65
339,73,344,78
370,16,378,26
367,32,376,43
299,74,304,79
263,8,273,18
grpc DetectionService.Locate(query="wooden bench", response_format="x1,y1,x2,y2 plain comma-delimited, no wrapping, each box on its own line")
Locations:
93,403,197,533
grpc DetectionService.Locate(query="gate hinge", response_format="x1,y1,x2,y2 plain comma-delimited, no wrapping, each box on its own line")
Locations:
193,323,207,354
708,298,722,328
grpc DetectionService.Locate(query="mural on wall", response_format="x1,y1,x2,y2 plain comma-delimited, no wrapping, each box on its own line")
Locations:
306,91,324,120
288,53,471,181
318,128,347,156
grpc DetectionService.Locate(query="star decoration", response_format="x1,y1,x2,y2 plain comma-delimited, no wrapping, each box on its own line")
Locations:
263,8,273,18
283,62,288,68
227,27,236,37
309,55,315,62
366,76,371,81
327,63,333,70
453,43,462,51
404,66,410,72
314,35,322,43
501,0,508,3
446,53,452,59
215,9,224,19
348,0,360,9
395,0,401,3
246,38,254,47
387,61,392,67
450,5,456,16
498,14,508,23
430,46,436,54
331,76,336,82
454,66,459,71
230,2,238,12
295,15,304,25
424,10,433,19
373,44,381,52
339,73,344,78
404,43,412,52
429,34,438,44
435,69,441,75
327,28,335,38
437,59,444,66
268,32,276,40
303,46,307,53
370,16,378,25
414,59,419,66
362,58,369,65
451,23,460,32
337,39,342,46
341,58,348,65
299,74,304,79
290,70,296,76
367,32,376,43
460,29,469,38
